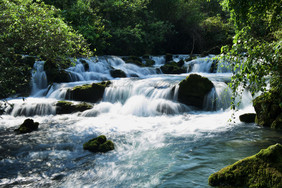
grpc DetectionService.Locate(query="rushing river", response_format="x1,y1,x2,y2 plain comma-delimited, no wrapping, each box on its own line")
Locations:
0,55,281,187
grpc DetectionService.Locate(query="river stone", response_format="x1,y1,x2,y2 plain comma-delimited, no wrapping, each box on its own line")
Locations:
160,61,186,74
177,74,214,109
239,113,256,123
253,90,282,129
66,81,111,103
14,118,39,134
56,101,93,114
110,69,127,78
83,135,115,153
208,143,282,187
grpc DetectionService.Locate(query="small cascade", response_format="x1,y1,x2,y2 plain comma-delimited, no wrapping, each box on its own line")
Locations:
66,56,158,82
203,82,232,111
31,61,48,96
8,98,56,117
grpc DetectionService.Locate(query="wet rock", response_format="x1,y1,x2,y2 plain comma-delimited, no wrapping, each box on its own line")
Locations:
56,101,93,114
209,143,282,187
83,135,115,153
253,90,282,129
239,113,256,123
14,119,39,134
66,81,111,103
165,53,173,62
144,59,155,67
110,69,127,78
123,56,143,67
44,59,71,84
210,59,218,73
80,59,89,72
160,61,186,74
177,74,214,108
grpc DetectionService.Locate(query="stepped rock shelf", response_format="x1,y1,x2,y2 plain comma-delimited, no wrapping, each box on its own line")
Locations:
1,55,281,187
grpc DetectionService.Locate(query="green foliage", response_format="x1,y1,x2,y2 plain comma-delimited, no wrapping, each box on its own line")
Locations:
0,0,92,98
220,0,281,109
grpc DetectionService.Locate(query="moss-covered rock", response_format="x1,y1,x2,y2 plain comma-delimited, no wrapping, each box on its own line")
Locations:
66,81,111,103
83,135,115,153
110,69,127,78
209,143,282,187
253,90,282,129
14,119,39,134
56,101,93,114
177,74,214,109
123,56,144,67
239,113,256,123
160,61,186,74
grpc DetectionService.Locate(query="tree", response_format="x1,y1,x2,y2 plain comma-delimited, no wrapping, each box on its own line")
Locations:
220,0,281,108
0,0,91,98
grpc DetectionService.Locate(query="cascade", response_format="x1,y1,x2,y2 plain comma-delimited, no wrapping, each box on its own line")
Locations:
31,61,48,96
2,54,278,188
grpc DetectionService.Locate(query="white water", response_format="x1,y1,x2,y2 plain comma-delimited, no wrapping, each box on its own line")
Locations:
1,55,280,187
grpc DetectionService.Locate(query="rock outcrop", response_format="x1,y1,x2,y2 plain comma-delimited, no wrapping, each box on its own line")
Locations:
253,90,282,129
83,135,115,153
66,81,111,103
160,61,186,74
177,74,214,109
209,143,282,187
56,101,93,114
239,113,256,123
14,119,39,134
110,69,127,78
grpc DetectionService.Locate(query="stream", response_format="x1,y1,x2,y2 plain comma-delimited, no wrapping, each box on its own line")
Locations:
0,55,281,187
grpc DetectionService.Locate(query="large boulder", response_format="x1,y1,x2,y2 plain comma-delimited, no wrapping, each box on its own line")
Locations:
66,81,111,103
83,135,115,153
209,143,282,187
239,113,256,123
160,61,186,74
253,90,282,129
14,119,39,134
56,101,93,114
177,74,214,108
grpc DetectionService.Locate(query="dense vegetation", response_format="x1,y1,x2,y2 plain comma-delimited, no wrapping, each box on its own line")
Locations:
0,0,281,100
220,0,281,109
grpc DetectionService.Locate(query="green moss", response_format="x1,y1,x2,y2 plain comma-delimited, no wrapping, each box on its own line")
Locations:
83,135,114,153
209,143,282,187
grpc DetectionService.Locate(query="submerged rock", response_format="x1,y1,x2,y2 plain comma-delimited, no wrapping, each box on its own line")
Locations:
209,143,282,187
14,119,39,134
110,69,127,78
56,101,93,114
253,90,282,129
83,135,115,153
66,81,111,103
177,74,214,108
239,113,256,123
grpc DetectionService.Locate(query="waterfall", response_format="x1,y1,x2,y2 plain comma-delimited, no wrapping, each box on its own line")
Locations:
31,61,48,96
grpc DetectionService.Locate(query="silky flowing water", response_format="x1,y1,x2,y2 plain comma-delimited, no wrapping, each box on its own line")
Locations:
0,55,281,187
